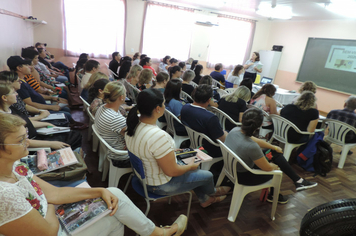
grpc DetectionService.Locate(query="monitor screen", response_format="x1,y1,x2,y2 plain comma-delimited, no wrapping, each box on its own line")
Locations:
260,77,273,84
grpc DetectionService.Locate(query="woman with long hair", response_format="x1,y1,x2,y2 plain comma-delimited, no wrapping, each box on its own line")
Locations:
226,65,244,88
81,72,109,101
0,112,187,236
125,89,230,208
88,79,109,116
151,72,169,93
218,86,251,131
118,60,132,80
243,52,263,83
139,57,157,77
190,60,198,71
250,83,278,129
132,52,140,66
159,55,171,73
280,91,319,143
136,69,153,91
169,66,182,81
192,64,203,84
224,109,318,204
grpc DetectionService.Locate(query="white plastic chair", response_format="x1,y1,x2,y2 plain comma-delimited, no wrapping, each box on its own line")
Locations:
92,125,132,188
322,119,356,169
180,91,193,102
190,81,198,88
164,109,189,148
216,140,282,222
212,79,225,88
275,100,284,108
86,107,99,152
247,104,273,140
79,96,90,112
183,125,223,171
105,63,118,79
269,114,315,161
225,88,237,94
216,88,228,97
210,107,242,131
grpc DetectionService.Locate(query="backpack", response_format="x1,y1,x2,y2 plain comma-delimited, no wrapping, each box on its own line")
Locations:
313,140,333,177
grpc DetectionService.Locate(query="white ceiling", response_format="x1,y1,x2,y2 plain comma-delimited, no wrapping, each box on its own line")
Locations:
154,0,356,21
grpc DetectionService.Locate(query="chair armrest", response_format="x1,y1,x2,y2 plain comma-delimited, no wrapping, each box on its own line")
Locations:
298,131,315,135
249,169,283,176
314,128,325,133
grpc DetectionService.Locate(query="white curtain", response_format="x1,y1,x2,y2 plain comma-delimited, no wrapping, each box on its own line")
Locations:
142,3,195,61
63,0,125,58
207,17,255,68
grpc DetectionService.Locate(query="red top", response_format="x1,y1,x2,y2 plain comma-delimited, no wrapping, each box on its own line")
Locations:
143,65,157,76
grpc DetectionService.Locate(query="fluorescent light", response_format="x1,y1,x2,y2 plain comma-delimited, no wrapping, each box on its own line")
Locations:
256,2,293,20
323,0,356,18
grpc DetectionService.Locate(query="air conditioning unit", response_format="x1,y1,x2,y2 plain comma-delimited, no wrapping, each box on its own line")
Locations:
194,10,219,27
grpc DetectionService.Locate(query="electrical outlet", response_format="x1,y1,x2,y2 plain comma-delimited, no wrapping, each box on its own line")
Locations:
131,48,134,53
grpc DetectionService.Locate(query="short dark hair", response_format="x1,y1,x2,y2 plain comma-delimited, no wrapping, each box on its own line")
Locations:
169,58,178,64
84,60,100,72
164,80,182,104
215,63,223,71
112,52,120,60
79,53,89,60
163,55,170,64
178,62,186,69
140,54,147,60
192,85,213,104
21,48,39,60
240,78,253,91
35,42,42,48
139,57,151,67
241,108,264,136
169,66,181,79
156,72,169,84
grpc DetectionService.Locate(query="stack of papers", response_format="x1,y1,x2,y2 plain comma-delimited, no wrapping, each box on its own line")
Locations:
37,127,70,135
39,113,66,121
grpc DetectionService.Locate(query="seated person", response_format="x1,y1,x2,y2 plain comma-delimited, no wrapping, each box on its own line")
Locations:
218,86,251,131
181,69,195,97
124,65,143,103
181,85,228,158
118,60,132,80
0,113,187,236
159,55,170,73
209,63,225,87
225,109,318,204
81,72,109,102
192,64,203,84
327,96,356,146
292,81,317,105
74,54,89,79
94,81,130,168
169,66,182,81
89,79,109,116
280,91,319,143
132,52,141,66
125,89,230,208
80,59,100,93
136,69,153,91
178,62,186,75
151,72,169,93
199,75,220,104
185,58,193,70
109,51,121,79
164,80,187,136
140,57,157,77
37,48,69,83
240,78,255,102
226,65,244,88
190,60,198,71
168,58,178,70
250,83,278,129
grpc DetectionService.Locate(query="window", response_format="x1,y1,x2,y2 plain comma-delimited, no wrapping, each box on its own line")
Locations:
142,3,195,61
63,0,125,58
207,17,255,68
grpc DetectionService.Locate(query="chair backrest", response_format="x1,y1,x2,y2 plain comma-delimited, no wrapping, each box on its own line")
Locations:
181,91,193,101
323,119,356,145
225,88,237,94
92,125,128,157
164,109,183,136
128,151,146,180
212,79,225,88
86,107,94,123
183,125,219,149
210,107,241,131
216,88,228,97
79,96,90,109
269,114,313,143
246,104,270,118
190,81,198,88
275,100,284,108
123,80,140,104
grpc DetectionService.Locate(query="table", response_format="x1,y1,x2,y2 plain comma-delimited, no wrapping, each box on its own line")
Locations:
253,85,300,105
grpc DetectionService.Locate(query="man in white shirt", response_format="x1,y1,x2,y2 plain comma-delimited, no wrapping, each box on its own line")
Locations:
79,60,100,93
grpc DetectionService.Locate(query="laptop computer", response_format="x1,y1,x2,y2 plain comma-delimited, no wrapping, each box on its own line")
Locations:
259,76,273,85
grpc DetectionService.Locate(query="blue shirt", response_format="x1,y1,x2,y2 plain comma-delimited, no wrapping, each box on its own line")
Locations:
181,104,224,157
210,71,225,83
17,81,46,104
166,99,186,136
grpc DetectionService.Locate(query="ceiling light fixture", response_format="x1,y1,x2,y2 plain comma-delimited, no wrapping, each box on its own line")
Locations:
256,2,293,20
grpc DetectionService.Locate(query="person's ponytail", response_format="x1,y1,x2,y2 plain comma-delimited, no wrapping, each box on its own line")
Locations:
126,106,139,137
241,108,264,137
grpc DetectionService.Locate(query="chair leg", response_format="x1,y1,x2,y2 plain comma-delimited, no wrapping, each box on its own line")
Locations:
270,185,280,220
338,146,351,169
283,144,296,162
102,159,109,181
186,192,192,229
123,174,133,193
168,197,172,204
92,133,99,152
201,161,212,171
144,199,151,216
215,171,225,187
227,185,247,222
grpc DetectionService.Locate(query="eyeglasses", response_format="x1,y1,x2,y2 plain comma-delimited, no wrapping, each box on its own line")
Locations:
0,128,29,148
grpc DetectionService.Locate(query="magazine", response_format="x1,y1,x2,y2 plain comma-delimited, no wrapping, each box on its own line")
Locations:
39,113,66,121
56,198,111,235
36,127,70,135
178,149,213,165
20,147,78,175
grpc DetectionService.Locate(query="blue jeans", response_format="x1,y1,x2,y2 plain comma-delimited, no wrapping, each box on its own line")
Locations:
147,169,215,203
55,75,68,83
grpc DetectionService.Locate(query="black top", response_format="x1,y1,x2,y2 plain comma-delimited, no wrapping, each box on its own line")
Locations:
11,107,37,139
109,59,119,79
280,104,319,143
218,98,247,131
39,57,52,68
182,83,194,96
193,75,202,84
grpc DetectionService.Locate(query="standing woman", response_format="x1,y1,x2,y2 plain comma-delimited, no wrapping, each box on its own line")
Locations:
226,65,244,88
140,57,157,77
243,52,263,83
125,89,230,208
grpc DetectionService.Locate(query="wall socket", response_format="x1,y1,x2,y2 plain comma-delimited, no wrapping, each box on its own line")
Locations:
131,48,134,53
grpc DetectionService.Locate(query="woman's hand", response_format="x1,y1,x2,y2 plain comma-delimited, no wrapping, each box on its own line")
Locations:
270,163,280,170
273,145,283,153
100,189,119,216
187,161,200,171
49,141,70,150
38,110,50,119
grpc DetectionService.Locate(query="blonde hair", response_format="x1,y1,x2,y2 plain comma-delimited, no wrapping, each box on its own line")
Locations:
299,81,317,94
295,91,316,110
84,72,109,89
138,69,153,85
0,113,26,150
0,82,13,110
103,81,126,104
126,65,143,81
224,86,251,103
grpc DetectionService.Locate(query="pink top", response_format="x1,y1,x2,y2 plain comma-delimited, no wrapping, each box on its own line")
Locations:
250,94,272,127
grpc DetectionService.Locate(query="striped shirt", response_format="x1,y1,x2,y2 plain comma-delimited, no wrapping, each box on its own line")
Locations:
94,105,128,160
125,122,174,186
24,75,40,91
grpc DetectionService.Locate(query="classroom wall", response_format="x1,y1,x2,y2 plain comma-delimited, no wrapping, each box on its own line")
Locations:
0,0,33,70
253,20,356,113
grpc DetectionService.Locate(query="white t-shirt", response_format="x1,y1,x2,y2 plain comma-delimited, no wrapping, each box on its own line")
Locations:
80,72,92,90
132,59,140,66
125,122,175,186
244,60,263,74
227,71,243,85
158,62,168,73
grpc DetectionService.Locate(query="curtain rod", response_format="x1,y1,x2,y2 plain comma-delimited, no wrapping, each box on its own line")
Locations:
143,0,256,23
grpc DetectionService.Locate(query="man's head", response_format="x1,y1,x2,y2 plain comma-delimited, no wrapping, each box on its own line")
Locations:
112,52,121,61
21,48,39,65
215,63,223,72
345,96,356,111
192,85,213,105
7,56,31,76
35,42,46,49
